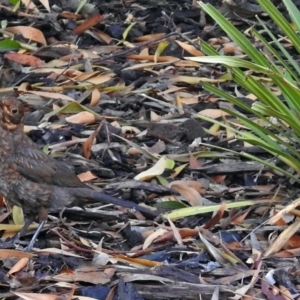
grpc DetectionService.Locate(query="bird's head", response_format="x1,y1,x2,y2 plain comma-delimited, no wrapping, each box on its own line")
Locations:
0,93,24,131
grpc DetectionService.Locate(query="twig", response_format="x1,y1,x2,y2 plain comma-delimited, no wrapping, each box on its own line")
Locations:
161,11,203,52
53,38,82,84
140,93,187,115
91,31,179,65
51,228,94,253
161,10,219,52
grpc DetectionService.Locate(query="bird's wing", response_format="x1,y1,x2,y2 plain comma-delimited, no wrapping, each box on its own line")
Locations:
13,147,86,187
14,147,57,181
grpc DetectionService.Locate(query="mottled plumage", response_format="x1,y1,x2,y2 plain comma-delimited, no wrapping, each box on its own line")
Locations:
0,93,157,222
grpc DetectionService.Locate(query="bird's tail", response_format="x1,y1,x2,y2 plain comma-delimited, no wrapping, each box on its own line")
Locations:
70,188,159,217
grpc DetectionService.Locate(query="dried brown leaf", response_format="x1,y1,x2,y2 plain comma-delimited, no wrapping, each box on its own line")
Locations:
0,249,34,259
73,14,105,35
175,40,204,56
135,33,165,42
89,28,113,44
8,257,29,275
143,228,168,249
6,26,46,45
4,53,45,67
168,182,203,206
52,265,113,284
204,202,226,229
77,171,97,182
82,125,101,159
90,89,101,106
263,219,300,258
167,217,183,245
198,109,230,118
12,292,58,300
65,111,97,124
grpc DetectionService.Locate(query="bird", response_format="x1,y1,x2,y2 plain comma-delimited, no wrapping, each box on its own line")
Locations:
0,92,158,249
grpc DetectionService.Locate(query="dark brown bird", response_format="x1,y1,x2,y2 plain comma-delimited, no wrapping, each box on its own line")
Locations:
0,93,158,248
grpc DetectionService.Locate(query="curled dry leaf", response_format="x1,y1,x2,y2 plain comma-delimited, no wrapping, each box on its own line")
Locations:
0,249,34,259
209,37,230,46
263,219,300,258
167,217,183,245
134,156,168,181
6,26,47,45
65,111,97,124
74,71,101,82
8,257,29,275
174,60,201,67
91,88,101,106
135,33,166,42
4,53,45,67
198,109,230,119
147,140,166,154
170,180,206,194
176,95,199,105
222,42,243,55
203,202,226,229
168,182,203,206
231,209,251,225
80,73,115,85
83,125,101,159
175,40,204,56
143,228,168,249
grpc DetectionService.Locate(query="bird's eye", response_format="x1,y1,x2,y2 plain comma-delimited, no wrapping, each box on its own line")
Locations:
11,107,19,114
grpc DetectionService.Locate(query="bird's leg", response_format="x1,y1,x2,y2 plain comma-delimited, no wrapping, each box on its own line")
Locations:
0,205,48,250
0,216,35,249
23,206,48,251
59,207,67,226
23,221,46,252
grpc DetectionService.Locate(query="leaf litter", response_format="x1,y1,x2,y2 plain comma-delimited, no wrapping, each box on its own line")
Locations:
0,0,298,299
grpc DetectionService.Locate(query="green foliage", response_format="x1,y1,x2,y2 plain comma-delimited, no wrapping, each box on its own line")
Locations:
0,39,22,51
9,0,19,5
185,0,300,181
75,0,88,14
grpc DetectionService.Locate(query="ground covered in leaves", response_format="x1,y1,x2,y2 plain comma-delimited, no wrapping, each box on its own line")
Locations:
0,0,300,299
